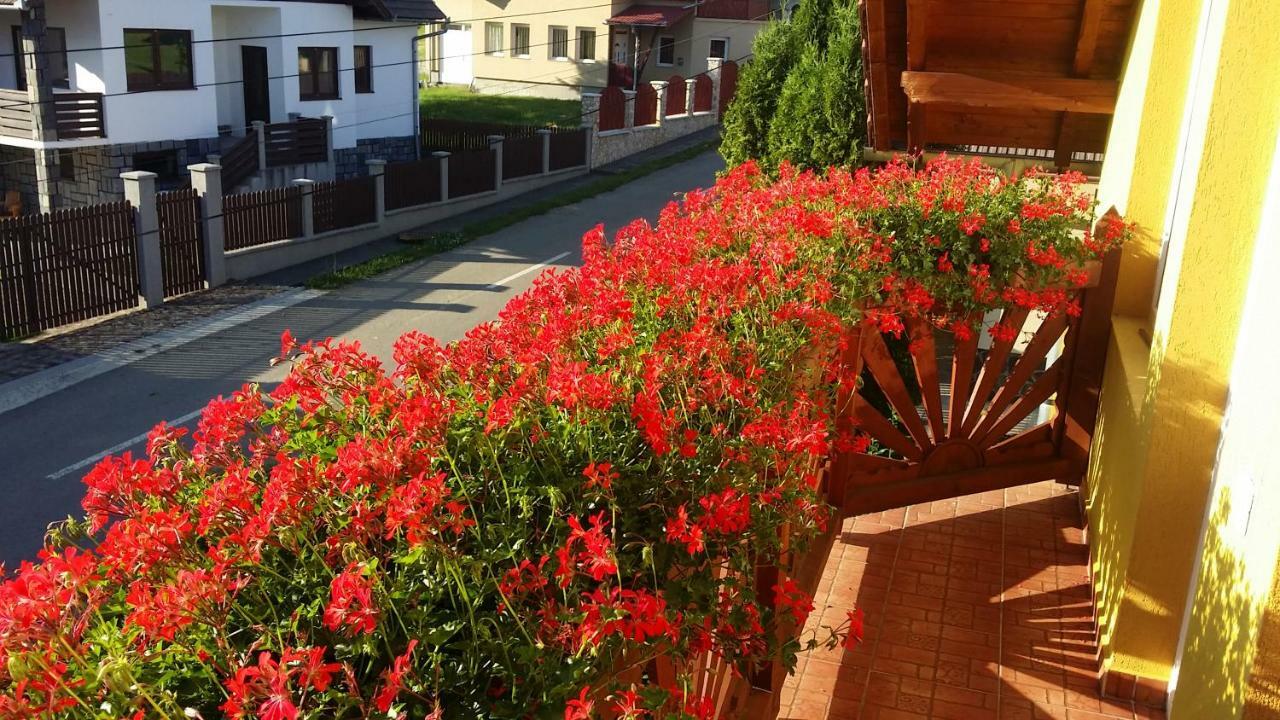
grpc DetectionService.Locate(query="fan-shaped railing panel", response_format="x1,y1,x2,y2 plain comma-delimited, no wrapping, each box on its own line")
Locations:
830,216,1122,517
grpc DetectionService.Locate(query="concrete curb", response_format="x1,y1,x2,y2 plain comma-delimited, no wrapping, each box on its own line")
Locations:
0,287,324,417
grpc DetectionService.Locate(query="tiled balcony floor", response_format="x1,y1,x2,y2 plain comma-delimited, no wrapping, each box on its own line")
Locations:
779,481,1165,720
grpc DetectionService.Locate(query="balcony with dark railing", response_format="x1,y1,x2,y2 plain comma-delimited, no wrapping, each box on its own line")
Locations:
0,89,107,142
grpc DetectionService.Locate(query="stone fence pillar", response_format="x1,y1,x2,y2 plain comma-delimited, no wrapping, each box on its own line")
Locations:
292,179,315,238
433,151,451,201
187,163,226,288
366,159,386,223
652,81,669,127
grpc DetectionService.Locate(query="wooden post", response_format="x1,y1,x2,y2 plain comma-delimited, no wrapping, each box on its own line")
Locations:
187,163,226,288
906,0,928,70
488,135,504,191
121,171,163,308
292,179,315,238
366,159,386,224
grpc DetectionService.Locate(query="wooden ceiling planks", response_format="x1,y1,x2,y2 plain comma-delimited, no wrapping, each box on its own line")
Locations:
860,0,1137,166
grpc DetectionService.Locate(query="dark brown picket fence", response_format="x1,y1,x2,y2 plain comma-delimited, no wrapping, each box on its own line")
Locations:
503,135,544,180
422,119,545,153
156,188,205,298
549,129,588,171
448,148,497,198
385,156,443,211
264,118,327,167
312,176,378,234
224,187,304,251
0,202,138,339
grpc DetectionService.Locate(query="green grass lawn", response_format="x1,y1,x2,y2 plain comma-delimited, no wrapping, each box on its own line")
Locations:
420,86,582,128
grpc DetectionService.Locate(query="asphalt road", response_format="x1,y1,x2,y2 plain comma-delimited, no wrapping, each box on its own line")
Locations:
0,151,726,567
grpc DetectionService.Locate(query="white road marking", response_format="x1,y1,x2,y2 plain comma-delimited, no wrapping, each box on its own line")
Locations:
46,407,206,481
486,252,573,291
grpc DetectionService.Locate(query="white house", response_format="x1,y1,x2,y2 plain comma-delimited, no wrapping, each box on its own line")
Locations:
0,0,445,212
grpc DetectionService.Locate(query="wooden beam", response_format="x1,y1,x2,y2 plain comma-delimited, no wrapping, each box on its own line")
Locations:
901,71,1119,114
906,0,927,70
1072,0,1107,77
907,100,926,152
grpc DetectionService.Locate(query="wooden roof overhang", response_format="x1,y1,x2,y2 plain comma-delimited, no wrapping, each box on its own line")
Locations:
859,0,1138,168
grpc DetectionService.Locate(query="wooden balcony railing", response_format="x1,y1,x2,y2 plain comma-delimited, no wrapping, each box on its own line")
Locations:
0,88,107,141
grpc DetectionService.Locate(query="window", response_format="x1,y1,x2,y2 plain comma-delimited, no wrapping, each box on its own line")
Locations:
709,37,729,60
549,26,569,60
298,47,339,100
124,29,194,92
354,45,373,93
57,149,75,181
12,26,69,90
657,35,676,66
132,150,181,189
511,24,530,57
577,28,596,62
485,22,503,55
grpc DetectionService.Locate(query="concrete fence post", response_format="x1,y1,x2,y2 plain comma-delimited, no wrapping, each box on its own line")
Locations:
252,121,267,171
187,163,226,288
652,81,669,127
488,135,505,191
366,159,386,224
685,80,697,118
433,151,451,201
121,170,163,308
292,179,316,238
580,93,601,170
707,57,725,118
536,128,553,174
623,90,636,130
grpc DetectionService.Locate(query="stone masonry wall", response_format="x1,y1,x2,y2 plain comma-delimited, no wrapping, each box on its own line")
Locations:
334,136,418,179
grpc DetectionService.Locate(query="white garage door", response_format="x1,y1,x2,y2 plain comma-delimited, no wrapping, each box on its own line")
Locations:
440,24,473,86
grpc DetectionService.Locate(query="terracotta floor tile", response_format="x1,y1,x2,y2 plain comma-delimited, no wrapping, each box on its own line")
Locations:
783,482,1138,719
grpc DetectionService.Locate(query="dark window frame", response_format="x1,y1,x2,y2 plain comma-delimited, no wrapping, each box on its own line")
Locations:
298,46,340,101
12,26,70,90
656,35,676,66
123,28,195,92
354,45,373,93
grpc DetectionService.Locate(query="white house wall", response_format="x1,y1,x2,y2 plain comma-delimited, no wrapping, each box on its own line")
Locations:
351,19,416,141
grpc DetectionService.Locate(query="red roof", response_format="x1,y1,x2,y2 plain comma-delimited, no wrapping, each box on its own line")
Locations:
607,4,694,26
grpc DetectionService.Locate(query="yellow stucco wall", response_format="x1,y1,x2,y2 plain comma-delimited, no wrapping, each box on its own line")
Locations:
1087,0,1280,697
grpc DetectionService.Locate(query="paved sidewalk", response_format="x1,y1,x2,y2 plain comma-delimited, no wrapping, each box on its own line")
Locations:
0,127,721,386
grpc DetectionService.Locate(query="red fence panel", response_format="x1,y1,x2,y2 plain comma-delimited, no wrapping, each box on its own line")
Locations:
693,75,713,113
312,176,378,235
0,201,138,338
634,83,658,127
385,156,443,211
157,188,205,299
598,86,626,131
666,75,687,116
719,61,740,117
224,187,303,251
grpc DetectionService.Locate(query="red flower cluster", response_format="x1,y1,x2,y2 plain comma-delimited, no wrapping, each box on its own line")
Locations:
0,155,1125,719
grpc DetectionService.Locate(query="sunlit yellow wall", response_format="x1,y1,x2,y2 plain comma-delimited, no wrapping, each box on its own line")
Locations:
1085,0,1202,680
1168,88,1280,720
1243,555,1280,718
1087,0,1280,695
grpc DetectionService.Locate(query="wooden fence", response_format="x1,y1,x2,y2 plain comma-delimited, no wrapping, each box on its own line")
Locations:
666,75,687,116
220,133,260,192
264,118,327,168
385,156,443,211
422,118,545,153
312,176,378,234
448,148,497,198
693,75,714,113
0,202,138,338
634,83,658,127
599,86,627,131
156,188,205,298
503,135,543,180
549,129,588,171
224,187,304,251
